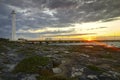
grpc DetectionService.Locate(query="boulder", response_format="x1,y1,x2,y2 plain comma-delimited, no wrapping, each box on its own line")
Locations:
64,51,70,54
71,72,82,77
87,75,98,79
71,67,84,77
61,60,66,64
52,67,62,74
21,74,38,80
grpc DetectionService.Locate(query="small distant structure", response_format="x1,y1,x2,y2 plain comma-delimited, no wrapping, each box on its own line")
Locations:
11,10,16,41
45,38,52,41
18,38,27,42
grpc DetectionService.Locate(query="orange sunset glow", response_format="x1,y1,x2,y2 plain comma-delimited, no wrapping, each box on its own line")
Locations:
0,0,120,80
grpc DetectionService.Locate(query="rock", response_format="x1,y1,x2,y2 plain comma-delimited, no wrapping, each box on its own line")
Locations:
80,54,89,58
1,72,18,80
0,78,3,80
53,51,59,53
52,67,62,74
0,52,5,56
64,51,70,54
79,68,84,72
21,74,38,80
6,64,16,71
7,53,17,57
71,72,82,77
108,71,120,78
46,55,53,58
87,75,97,79
0,71,2,74
71,67,84,77
78,76,88,80
72,67,84,72
102,72,111,77
61,60,66,64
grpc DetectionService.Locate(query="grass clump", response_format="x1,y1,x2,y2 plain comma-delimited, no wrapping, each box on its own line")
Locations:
16,47,37,56
36,76,77,80
13,55,51,73
36,76,50,80
0,45,8,53
87,65,104,73
0,66,4,71
99,54,113,59
39,69,54,76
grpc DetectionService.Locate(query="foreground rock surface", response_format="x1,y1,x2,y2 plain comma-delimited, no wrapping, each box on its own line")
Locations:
0,40,120,80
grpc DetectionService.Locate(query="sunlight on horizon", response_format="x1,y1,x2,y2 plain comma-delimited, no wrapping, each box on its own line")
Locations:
17,17,120,40
40,17,120,40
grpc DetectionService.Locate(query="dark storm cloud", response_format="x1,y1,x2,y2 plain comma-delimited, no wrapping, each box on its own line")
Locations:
0,0,120,38
48,0,77,9
0,25,11,38
0,3,12,38
52,0,120,23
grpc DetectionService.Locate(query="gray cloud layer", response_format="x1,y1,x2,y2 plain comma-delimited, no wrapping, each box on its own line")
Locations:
0,0,120,39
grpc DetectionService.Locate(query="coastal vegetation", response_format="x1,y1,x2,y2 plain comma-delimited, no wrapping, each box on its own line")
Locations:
13,56,51,73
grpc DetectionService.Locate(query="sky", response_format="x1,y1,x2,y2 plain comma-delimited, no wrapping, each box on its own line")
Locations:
0,0,120,40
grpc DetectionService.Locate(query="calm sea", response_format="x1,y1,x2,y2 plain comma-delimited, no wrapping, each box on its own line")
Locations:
104,42,120,48
49,42,120,48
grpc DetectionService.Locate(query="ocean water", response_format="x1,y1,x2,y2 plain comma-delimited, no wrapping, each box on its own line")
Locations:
49,42,120,48
104,42,120,48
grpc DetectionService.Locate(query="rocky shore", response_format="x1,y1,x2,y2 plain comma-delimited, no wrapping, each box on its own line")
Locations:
0,40,120,80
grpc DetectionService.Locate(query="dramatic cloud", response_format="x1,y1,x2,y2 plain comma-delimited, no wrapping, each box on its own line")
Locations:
0,0,120,39
86,26,107,30
45,33,97,37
